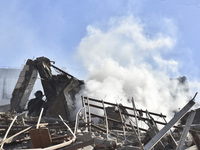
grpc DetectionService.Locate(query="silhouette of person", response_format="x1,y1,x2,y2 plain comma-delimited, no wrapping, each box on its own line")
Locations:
28,90,45,117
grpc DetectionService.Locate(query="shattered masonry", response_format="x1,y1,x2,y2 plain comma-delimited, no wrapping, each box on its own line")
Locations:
0,57,200,149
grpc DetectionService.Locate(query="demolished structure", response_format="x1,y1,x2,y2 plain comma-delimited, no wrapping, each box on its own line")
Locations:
10,57,84,120
0,57,200,149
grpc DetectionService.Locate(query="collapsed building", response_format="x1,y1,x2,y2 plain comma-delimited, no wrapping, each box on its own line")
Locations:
0,57,200,150
10,57,84,120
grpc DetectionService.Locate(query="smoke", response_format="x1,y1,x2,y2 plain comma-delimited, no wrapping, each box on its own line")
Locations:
75,15,195,119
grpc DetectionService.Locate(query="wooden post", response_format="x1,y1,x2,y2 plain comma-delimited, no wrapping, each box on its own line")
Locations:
0,126,32,147
74,107,85,135
102,99,109,139
87,97,92,132
163,115,178,149
176,110,196,150
36,108,44,129
82,96,87,125
117,104,127,141
131,97,140,137
59,115,76,138
129,121,144,150
1,116,17,149
144,97,196,150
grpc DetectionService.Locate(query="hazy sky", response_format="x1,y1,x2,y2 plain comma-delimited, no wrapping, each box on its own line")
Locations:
1,1,200,114
0,1,199,78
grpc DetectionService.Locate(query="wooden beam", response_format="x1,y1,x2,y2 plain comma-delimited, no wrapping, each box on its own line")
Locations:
83,96,166,118
144,97,196,150
88,112,147,132
176,110,196,150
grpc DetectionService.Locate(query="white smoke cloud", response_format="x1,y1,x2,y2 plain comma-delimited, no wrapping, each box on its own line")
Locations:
75,15,195,120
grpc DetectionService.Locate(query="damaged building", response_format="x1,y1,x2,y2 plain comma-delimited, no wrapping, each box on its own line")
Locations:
0,57,200,149
10,57,84,120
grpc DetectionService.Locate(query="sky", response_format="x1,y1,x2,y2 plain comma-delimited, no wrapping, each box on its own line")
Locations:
1,0,200,118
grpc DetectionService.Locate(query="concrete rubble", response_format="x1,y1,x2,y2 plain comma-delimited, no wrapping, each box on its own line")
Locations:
0,57,200,150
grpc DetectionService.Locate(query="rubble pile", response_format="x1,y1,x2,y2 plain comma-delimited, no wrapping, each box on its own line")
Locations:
0,94,199,149
0,57,200,149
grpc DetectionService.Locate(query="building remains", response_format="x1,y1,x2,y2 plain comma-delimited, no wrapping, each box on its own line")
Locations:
0,57,200,150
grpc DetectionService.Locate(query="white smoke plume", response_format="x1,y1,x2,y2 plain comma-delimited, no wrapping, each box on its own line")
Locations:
75,16,196,120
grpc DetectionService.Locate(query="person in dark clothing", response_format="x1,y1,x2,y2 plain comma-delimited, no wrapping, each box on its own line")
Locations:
28,90,45,117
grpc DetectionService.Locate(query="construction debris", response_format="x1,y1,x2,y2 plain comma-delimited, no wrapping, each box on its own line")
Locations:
0,57,200,149
10,57,84,120
0,94,199,149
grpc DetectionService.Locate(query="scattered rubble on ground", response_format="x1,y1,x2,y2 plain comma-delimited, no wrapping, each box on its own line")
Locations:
0,57,200,150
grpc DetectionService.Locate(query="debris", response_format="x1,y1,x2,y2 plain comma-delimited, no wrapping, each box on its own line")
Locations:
177,110,196,150
10,57,84,120
144,94,196,150
0,93,200,149
0,116,17,149
30,128,52,148
0,57,199,149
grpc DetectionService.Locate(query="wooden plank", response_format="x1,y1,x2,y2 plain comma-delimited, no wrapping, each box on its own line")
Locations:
88,112,147,131
0,126,32,146
59,115,76,138
102,100,109,139
36,108,44,129
117,104,127,141
177,110,196,150
74,107,85,135
43,137,75,150
62,139,94,150
30,128,52,148
132,98,140,136
83,96,166,118
129,121,144,150
1,116,17,149
85,102,168,126
144,98,196,150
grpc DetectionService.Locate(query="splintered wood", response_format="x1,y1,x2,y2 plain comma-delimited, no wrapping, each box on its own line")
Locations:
0,93,199,150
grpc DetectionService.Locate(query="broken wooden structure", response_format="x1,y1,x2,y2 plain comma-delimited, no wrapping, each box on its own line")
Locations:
0,92,200,149
10,57,84,120
1,57,200,149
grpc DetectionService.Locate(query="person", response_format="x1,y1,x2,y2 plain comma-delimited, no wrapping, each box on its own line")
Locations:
27,90,45,117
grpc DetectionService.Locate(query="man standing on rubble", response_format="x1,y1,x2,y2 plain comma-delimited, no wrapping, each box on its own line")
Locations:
27,90,45,117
